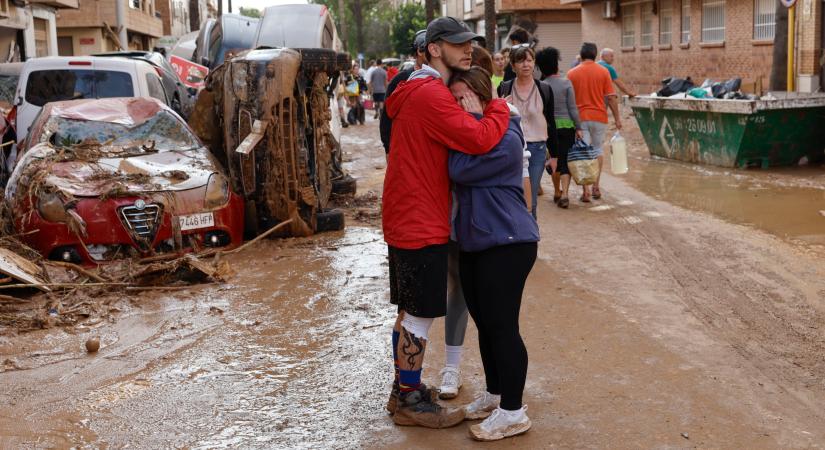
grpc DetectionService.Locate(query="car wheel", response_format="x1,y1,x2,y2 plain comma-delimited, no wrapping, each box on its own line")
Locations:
332,175,357,196
315,208,345,233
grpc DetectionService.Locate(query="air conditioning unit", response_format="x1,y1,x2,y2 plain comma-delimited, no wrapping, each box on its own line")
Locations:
603,0,618,19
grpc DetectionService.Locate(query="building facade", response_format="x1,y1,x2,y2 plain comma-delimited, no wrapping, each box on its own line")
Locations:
0,0,78,61
56,0,163,55
156,0,191,37
574,0,820,93
500,0,582,71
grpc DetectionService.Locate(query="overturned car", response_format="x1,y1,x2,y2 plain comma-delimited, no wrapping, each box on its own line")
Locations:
6,97,244,265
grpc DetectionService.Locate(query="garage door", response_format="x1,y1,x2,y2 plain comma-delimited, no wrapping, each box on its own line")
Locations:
533,22,582,76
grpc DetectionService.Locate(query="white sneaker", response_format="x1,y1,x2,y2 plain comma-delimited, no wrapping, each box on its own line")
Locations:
438,366,462,399
469,406,531,441
463,390,500,420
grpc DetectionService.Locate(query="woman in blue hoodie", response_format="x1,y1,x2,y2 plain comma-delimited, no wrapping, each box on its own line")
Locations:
447,67,540,441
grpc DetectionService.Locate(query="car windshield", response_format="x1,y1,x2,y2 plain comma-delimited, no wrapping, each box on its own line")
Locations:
25,70,134,107
41,110,199,152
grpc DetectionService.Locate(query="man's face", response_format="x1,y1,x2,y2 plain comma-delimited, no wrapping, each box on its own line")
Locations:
415,49,427,67
430,40,473,71
602,52,614,64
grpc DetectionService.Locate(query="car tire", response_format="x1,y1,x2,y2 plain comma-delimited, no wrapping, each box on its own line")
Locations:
332,175,357,196
315,208,345,233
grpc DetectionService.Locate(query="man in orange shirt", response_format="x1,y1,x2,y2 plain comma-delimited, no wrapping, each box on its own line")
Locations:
567,42,621,201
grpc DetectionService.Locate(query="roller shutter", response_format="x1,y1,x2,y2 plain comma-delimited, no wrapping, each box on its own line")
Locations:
533,22,582,76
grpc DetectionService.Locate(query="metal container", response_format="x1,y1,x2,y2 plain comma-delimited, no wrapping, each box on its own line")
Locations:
629,93,825,168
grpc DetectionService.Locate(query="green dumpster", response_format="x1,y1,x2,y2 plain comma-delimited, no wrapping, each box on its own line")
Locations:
629,93,825,168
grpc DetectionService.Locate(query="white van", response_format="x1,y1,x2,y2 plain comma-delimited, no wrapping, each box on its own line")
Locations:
13,56,171,144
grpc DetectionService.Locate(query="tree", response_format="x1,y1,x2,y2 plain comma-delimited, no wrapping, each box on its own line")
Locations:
390,3,426,56
311,0,390,58
239,6,261,18
484,0,496,53
425,0,438,22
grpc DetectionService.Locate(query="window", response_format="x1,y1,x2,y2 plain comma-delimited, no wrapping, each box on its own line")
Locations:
25,70,134,107
130,0,140,9
754,0,775,40
34,18,49,58
441,1,446,17
701,0,725,42
0,0,9,17
145,74,168,104
464,0,471,12
660,0,673,45
622,4,636,48
641,2,654,46
681,0,691,43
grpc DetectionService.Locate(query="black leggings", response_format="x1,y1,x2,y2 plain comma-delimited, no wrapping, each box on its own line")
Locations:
459,242,537,410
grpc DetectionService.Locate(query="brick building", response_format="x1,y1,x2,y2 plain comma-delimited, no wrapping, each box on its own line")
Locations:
0,0,78,61
56,0,163,55
570,0,822,94
156,0,190,37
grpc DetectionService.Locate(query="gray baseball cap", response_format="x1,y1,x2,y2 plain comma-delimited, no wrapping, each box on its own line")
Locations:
426,17,483,45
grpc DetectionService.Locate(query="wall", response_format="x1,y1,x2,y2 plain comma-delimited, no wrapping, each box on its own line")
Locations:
582,0,773,94
56,27,109,55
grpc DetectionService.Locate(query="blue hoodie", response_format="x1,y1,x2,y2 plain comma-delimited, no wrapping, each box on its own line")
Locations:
449,115,540,252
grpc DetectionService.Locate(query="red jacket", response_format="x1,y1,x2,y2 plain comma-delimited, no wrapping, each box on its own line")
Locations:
383,75,510,249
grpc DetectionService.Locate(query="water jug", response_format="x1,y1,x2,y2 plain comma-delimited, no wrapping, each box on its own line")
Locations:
610,132,628,175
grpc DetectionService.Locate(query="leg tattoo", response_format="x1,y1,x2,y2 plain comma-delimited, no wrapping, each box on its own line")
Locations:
401,328,425,369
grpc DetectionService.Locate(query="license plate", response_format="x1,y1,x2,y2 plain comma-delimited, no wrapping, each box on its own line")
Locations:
178,212,214,231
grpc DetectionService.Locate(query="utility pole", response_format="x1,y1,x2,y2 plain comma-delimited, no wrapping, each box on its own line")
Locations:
425,0,438,22
228,0,232,14
116,0,127,50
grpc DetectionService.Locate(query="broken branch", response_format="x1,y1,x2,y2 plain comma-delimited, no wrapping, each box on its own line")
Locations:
221,219,294,255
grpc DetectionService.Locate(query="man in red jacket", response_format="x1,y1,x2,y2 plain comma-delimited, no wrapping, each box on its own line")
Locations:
383,16,510,429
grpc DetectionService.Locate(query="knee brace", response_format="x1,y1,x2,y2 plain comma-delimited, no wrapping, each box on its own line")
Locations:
401,314,434,341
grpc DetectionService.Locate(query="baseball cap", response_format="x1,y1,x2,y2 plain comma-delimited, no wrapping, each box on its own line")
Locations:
411,29,427,53
426,17,484,45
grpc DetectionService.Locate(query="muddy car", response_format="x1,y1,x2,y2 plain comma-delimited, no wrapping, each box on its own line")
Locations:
5,97,244,265
190,46,350,237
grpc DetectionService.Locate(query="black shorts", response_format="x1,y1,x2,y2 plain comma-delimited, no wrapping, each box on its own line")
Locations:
388,243,449,318
373,93,386,102
548,127,575,176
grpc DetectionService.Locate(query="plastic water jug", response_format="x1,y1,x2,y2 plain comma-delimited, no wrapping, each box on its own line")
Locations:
610,132,628,175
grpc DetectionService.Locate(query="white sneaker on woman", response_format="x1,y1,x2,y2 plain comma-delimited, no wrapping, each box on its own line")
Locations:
469,406,531,441
438,366,462,399
464,390,500,420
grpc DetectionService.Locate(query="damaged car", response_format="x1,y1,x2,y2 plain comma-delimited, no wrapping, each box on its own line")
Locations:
5,97,244,265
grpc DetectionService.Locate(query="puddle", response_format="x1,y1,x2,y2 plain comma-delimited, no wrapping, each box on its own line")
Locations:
623,153,825,245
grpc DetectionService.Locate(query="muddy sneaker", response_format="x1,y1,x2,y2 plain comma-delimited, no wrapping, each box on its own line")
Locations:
438,366,462,399
464,390,500,420
387,383,438,415
469,406,531,441
393,388,465,428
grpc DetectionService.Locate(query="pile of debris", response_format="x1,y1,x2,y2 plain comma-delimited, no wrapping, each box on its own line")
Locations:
652,76,764,100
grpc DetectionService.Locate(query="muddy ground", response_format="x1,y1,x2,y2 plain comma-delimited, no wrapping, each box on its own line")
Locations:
2,110,825,449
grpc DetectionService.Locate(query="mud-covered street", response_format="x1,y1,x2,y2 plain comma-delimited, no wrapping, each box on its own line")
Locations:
2,112,825,449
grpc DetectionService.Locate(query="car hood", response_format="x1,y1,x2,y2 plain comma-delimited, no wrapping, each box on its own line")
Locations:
6,143,217,199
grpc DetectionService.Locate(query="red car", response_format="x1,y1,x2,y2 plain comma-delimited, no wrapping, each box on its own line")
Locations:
6,97,244,265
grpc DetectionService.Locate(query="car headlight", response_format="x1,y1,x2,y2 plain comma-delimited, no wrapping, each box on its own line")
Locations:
37,191,68,222
204,173,230,209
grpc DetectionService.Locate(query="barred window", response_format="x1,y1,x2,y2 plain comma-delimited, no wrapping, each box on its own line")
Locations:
754,0,775,40
681,0,691,43
660,0,673,44
622,4,636,47
701,0,725,43
641,2,654,46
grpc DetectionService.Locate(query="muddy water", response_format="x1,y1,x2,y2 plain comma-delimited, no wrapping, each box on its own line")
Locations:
0,227,395,449
622,148,825,246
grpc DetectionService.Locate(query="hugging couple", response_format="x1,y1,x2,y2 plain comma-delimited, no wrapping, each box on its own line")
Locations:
382,17,540,442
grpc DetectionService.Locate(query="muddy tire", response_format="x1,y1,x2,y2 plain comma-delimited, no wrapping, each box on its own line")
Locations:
315,208,345,232
297,49,351,74
332,175,357,196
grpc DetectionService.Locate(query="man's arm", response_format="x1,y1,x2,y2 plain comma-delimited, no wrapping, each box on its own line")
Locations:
420,88,510,155
614,78,637,97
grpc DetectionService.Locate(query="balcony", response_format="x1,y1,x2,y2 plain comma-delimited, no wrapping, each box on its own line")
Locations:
32,0,79,9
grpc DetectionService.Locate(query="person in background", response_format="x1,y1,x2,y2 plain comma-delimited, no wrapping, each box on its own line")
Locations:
387,61,399,83
447,66,539,441
498,45,558,219
502,26,531,82
471,46,494,86
567,42,621,202
380,30,427,154
365,59,378,85
598,48,636,98
492,51,505,89
570,54,582,69
535,46,583,209
368,58,388,119
344,62,368,125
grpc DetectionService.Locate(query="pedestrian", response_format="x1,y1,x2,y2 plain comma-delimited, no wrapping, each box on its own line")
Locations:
492,51,505,89
535,46,583,209
498,45,558,219
344,62,367,125
570,54,582,69
383,16,511,429
567,42,622,201
365,59,378,84
503,26,531,82
335,78,348,129
598,48,637,98
447,66,539,441
368,58,388,119
387,61,399,83
380,29,427,154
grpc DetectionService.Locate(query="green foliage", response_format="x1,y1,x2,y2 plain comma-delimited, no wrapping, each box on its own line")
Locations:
390,3,426,57
239,7,261,18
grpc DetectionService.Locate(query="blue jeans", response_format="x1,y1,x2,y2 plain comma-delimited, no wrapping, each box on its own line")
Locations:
526,141,547,219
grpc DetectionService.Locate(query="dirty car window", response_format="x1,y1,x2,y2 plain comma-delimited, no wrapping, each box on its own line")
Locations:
25,70,134,107
42,110,199,151
0,74,18,105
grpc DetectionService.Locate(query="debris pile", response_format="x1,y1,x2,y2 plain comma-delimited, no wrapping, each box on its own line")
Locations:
652,76,763,100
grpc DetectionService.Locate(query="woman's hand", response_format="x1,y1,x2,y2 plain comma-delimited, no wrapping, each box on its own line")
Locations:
575,129,584,140
460,90,484,114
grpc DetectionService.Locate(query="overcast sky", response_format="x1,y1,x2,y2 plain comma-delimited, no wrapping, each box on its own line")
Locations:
223,0,309,13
